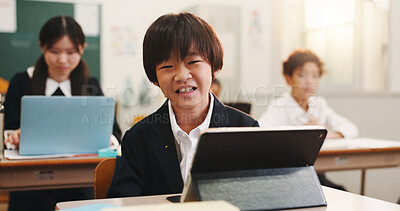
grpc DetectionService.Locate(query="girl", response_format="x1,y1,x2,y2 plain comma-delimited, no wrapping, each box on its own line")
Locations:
4,16,121,211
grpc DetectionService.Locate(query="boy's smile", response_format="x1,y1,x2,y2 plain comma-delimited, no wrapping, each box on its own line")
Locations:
176,86,197,94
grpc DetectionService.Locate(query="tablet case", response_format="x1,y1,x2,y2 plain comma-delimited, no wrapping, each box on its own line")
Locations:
181,126,327,211
19,96,115,155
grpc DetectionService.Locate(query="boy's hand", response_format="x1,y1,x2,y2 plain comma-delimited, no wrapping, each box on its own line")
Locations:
304,117,320,126
326,131,345,139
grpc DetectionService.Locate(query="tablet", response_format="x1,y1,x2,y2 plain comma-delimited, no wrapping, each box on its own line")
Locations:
181,126,327,209
191,126,327,173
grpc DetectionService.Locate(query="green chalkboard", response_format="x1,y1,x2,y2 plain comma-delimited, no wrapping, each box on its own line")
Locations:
0,0,101,81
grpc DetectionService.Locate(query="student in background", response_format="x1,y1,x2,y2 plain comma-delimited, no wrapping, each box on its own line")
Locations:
106,12,259,198
258,49,358,190
211,78,221,98
3,16,121,211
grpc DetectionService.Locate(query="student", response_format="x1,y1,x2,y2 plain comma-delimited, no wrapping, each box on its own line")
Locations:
211,78,221,98
258,49,358,190
106,12,259,198
3,16,121,211
4,16,121,148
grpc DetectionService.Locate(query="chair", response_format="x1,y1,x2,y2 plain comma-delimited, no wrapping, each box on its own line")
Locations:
0,76,9,94
94,157,116,199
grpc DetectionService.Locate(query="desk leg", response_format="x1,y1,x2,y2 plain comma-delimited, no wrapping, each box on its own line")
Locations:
360,169,366,195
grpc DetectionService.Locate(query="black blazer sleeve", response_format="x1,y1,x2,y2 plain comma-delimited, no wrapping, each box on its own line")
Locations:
106,127,148,198
4,72,30,130
88,77,122,142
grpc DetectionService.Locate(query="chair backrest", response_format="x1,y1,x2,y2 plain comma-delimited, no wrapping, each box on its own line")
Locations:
0,76,9,94
94,157,116,199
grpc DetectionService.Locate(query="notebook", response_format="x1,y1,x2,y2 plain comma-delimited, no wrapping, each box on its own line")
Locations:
19,96,115,155
181,126,327,210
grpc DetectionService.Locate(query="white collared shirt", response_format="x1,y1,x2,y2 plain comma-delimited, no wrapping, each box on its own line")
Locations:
168,93,214,182
27,66,72,97
44,78,72,97
258,93,358,138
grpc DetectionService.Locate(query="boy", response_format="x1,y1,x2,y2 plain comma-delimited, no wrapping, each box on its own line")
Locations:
107,12,258,198
258,49,358,190
258,49,358,139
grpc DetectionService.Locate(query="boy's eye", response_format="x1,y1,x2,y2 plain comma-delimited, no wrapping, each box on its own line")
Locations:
188,60,201,65
160,65,173,70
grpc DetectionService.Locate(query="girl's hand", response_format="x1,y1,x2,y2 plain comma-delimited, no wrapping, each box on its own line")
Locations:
4,129,21,149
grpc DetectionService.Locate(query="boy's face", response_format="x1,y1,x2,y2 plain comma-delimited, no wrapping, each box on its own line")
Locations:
154,48,218,112
285,61,321,100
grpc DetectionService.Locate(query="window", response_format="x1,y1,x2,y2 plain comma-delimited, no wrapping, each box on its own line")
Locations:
286,0,389,92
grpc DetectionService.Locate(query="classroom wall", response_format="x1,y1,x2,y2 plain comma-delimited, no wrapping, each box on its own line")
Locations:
388,0,400,92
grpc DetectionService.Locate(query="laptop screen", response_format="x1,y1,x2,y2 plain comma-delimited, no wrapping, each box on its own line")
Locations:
19,96,115,155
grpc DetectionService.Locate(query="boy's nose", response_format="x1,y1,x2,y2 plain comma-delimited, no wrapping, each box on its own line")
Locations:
306,75,315,84
174,66,192,82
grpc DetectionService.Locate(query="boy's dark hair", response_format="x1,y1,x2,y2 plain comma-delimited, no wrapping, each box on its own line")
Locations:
31,16,89,95
283,49,325,77
143,12,223,83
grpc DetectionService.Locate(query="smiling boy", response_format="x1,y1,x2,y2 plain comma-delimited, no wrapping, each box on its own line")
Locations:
107,13,259,198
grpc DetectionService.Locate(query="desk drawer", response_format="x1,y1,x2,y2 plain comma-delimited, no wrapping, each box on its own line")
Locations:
0,164,97,191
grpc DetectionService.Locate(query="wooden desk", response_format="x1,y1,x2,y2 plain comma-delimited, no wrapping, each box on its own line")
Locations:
0,156,105,191
315,138,400,195
56,186,400,210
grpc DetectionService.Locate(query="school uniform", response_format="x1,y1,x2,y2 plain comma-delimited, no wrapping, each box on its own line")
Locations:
4,68,121,211
106,94,259,198
258,94,358,138
258,93,358,190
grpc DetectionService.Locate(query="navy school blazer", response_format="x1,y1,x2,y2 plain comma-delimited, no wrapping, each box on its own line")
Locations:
106,95,259,198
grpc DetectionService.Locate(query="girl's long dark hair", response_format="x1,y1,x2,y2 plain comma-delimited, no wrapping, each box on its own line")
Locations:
30,16,89,95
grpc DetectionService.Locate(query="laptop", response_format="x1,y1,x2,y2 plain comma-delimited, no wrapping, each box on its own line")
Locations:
181,126,327,210
19,96,115,155
224,102,251,114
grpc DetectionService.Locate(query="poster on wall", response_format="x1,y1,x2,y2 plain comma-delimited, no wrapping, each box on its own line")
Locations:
111,26,138,57
0,0,16,33
74,4,99,37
